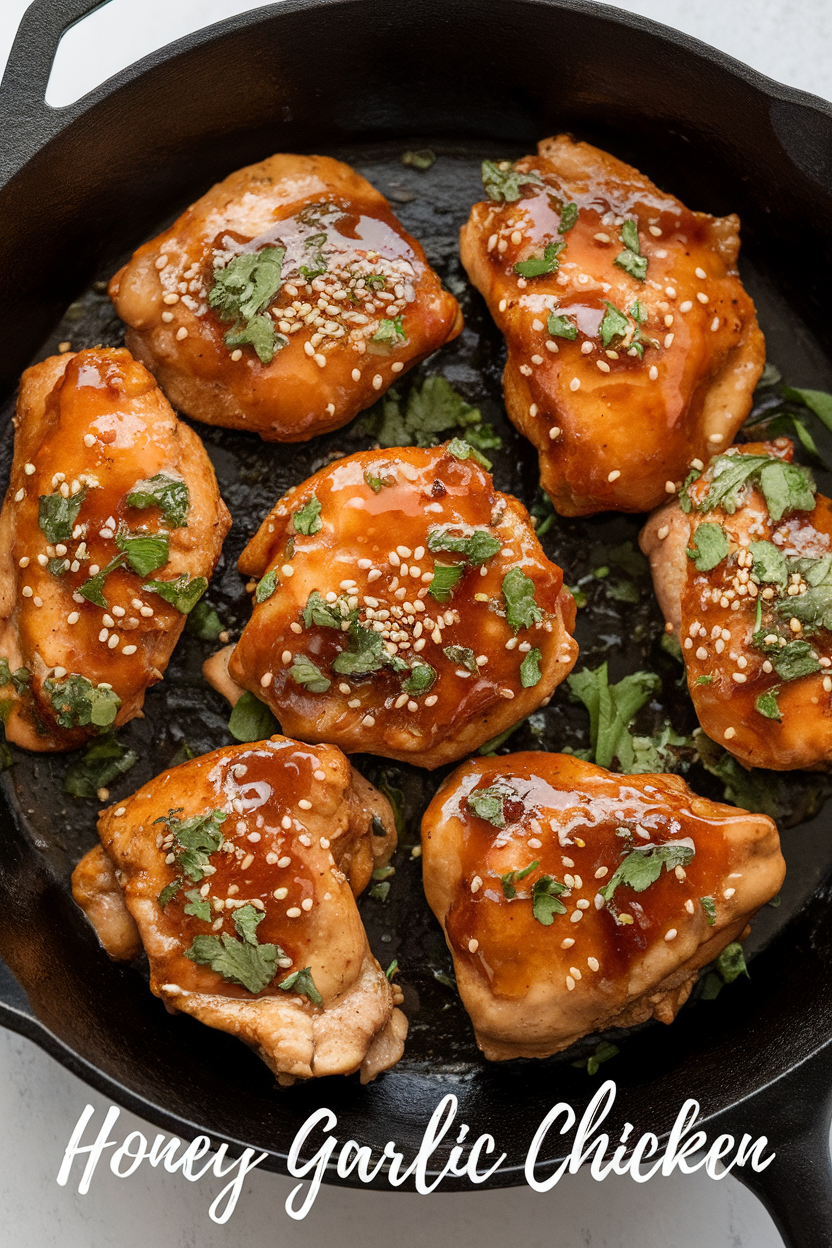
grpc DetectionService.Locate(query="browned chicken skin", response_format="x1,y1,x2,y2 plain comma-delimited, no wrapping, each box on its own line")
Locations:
0,348,230,751
223,444,578,768
460,135,765,516
109,154,463,442
641,438,832,770
421,752,783,1061
72,735,407,1084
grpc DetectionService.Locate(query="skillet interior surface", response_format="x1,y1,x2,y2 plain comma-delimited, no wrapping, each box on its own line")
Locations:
1,0,832,1188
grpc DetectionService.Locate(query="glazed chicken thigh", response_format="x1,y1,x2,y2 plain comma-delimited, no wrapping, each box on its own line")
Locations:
72,736,406,1084
220,443,578,768
0,348,230,751
110,153,463,441
641,438,832,770
460,135,765,515
421,752,783,1061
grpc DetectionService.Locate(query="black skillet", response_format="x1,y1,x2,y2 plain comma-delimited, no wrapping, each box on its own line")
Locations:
2,2,832,1244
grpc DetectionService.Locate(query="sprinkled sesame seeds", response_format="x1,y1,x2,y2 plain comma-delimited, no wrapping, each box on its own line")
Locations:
570,377,580,391
566,975,575,991
548,426,561,440
362,714,376,727
286,907,302,919
696,291,709,304
260,672,273,688
723,887,736,899
607,469,621,482
724,727,737,740
67,611,79,625
175,326,188,340
679,300,693,312
561,937,575,949
649,365,659,381
570,910,583,923
665,928,678,941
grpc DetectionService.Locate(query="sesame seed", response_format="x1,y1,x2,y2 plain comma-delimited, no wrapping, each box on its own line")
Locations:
576,899,590,910
298,799,312,810
566,975,575,991
696,292,709,304
286,908,301,919
175,326,188,340
372,374,383,389
468,938,479,953
695,267,707,279
561,937,575,949
282,650,292,665
723,887,736,899
711,316,720,331
304,341,314,357
122,644,137,655
724,727,736,740
301,898,313,912
657,525,670,541
107,634,118,649
685,899,695,914
314,353,327,368
362,714,376,727
348,698,361,708
273,887,288,900
14,489,24,502
665,480,677,494
696,647,708,660
548,426,561,440
570,377,580,391
529,403,538,417
260,673,273,688
21,586,33,598
545,340,559,353
665,928,677,941
425,694,438,706
607,469,621,482
597,360,611,373
664,333,674,348
570,910,583,923
498,298,507,312
790,618,802,633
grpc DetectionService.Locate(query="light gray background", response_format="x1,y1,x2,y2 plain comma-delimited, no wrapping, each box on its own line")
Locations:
1,2,830,1244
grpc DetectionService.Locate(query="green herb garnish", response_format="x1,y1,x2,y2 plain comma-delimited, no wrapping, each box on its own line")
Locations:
278,966,323,1005
125,473,189,528
601,842,695,906
614,219,647,281
38,488,86,544
114,530,170,577
228,691,280,743
63,733,138,798
427,527,501,567
186,933,280,994
514,240,565,279
686,522,729,572
467,785,509,828
502,567,543,632
531,874,568,924
500,859,539,899
444,645,479,675
290,656,332,693
519,647,542,688
45,674,121,729
209,246,285,364
481,160,542,202
429,563,465,603
144,574,208,614
547,312,577,340
293,494,322,536
255,569,278,604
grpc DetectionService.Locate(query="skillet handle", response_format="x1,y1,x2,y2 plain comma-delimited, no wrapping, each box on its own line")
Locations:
713,1043,832,1248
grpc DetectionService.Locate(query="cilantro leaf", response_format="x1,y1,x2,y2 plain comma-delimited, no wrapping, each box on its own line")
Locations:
45,674,121,729
78,553,127,607
38,488,86,544
62,733,137,798
481,160,542,202
233,903,265,946
700,896,717,926
332,620,387,676
567,662,660,771
698,454,769,513
183,889,211,922
125,473,189,528
228,690,280,742
446,437,492,469
371,317,405,347
758,460,816,523
255,569,278,604
771,640,820,682
686,522,729,572
467,785,508,827
444,645,478,675
186,600,224,640
559,202,578,232
502,567,543,632
500,859,539,899
290,656,332,693
749,541,787,588
755,687,782,721
144,574,207,614
157,808,226,883
429,563,465,602
572,1040,620,1076
782,386,832,434
601,842,695,905
427,527,501,567
209,246,285,364
531,874,568,924
599,301,630,347
302,590,343,629
775,584,832,633
158,880,182,908
364,469,394,493
358,376,497,455
186,933,279,994
402,662,436,695
293,495,322,536
519,647,542,688
224,315,281,364
514,240,565,278
298,232,327,281
547,312,577,340
114,530,169,577
716,941,750,983
278,966,323,1005
614,250,648,281
401,149,436,170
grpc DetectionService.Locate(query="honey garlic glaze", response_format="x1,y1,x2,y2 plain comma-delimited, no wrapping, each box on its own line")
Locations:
421,752,783,1061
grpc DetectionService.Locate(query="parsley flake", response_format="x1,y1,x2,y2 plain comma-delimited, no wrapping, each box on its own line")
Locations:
481,160,542,202
154,808,227,883
601,842,695,906
599,301,630,348
38,488,86,544
255,569,278,604
63,733,137,798
502,567,543,632
293,495,322,536
547,312,578,340
444,645,479,675
514,240,565,279
614,220,647,281
186,933,280,994
402,663,436,696
686,522,729,572
427,526,501,567
209,246,286,364
279,966,323,1005
125,473,189,528
559,202,579,232
466,785,509,828
302,591,343,629
78,553,127,608
144,574,207,614
290,656,332,693
114,530,170,577
371,317,406,347
500,859,539,899
429,563,465,602
519,647,543,687
183,890,212,922
45,674,121,729
228,690,280,743
700,896,717,926
531,874,568,924
755,687,782,721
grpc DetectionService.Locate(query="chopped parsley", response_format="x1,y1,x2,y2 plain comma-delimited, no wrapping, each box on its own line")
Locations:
298,232,327,281
255,569,278,604
531,874,568,924
547,312,577,340
63,733,138,798
749,540,787,588
519,647,542,687
114,531,170,577
500,859,539,899
125,473,189,528
755,687,782,721
153,807,227,883
427,527,501,567
302,590,343,629
144,573,207,614
278,966,323,1005
228,690,280,743
698,453,816,522
183,890,212,922
559,202,578,232
685,522,729,572
502,567,543,632
614,219,647,281
290,656,332,693
446,437,492,470
293,494,322,536
716,941,749,983
444,645,479,675
700,896,717,927
481,160,542,202
233,903,265,945
601,842,695,907
78,553,126,607
429,563,465,602
466,785,509,828
513,240,565,279
402,663,436,696
371,317,406,347
45,674,121,729
364,469,394,493
186,933,280,994
567,662,661,772
599,301,630,348
332,619,387,676
401,149,436,170
208,246,286,364
771,640,820,682
38,488,86,544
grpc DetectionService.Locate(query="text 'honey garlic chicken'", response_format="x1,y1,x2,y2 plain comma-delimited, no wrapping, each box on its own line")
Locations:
460,136,765,516
421,752,783,1062
109,154,463,442
218,443,578,769
641,438,832,770
72,735,406,1084
0,348,230,751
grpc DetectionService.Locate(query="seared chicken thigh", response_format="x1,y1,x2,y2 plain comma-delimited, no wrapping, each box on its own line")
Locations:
72,736,406,1084
641,438,832,770
0,348,230,751
110,154,463,441
421,752,783,1061
460,135,765,515
221,444,578,768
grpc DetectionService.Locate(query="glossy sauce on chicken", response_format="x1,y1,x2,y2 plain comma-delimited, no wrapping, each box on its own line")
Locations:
460,135,764,515
0,347,229,750
110,154,462,440
228,444,578,767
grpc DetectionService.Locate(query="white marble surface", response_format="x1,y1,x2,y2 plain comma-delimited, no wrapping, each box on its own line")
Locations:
0,1,830,1244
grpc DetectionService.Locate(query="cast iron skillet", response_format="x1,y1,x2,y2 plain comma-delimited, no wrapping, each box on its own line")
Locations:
2,2,832,1243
